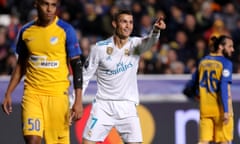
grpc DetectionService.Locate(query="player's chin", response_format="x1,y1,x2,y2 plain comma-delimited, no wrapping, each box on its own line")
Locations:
119,33,129,39
223,53,232,59
123,32,131,37
43,15,55,21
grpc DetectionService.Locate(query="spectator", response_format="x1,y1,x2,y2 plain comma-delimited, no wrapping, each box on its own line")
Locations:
204,19,230,41
139,14,153,37
167,4,185,41
0,25,15,75
192,37,209,63
170,61,185,74
101,5,119,38
195,1,216,32
79,37,91,64
182,13,202,46
79,3,103,40
220,2,240,32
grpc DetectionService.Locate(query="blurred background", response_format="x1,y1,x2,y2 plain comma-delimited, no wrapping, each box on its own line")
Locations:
1,0,240,144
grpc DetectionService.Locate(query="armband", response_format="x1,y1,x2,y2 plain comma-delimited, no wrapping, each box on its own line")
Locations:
70,58,83,89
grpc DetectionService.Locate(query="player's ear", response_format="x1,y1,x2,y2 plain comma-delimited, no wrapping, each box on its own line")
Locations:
219,44,224,51
112,21,117,29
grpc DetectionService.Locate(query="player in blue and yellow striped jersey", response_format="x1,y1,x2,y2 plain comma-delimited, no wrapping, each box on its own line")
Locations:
2,0,83,144
185,35,234,144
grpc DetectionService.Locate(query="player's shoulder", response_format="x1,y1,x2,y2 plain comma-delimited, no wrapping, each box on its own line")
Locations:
129,36,141,41
96,37,113,46
20,20,35,33
221,57,232,66
56,18,75,31
213,55,232,65
93,37,114,54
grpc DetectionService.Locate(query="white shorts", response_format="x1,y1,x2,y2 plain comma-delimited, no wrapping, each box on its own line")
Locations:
83,99,143,143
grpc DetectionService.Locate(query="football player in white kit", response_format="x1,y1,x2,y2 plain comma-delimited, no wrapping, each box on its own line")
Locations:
81,9,166,144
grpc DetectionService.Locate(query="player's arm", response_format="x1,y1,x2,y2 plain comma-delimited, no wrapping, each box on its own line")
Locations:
228,84,232,105
137,16,166,54
220,81,228,113
65,24,83,121
221,81,233,125
183,69,199,101
2,29,27,115
220,81,229,112
69,44,99,122
70,56,83,121
2,55,26,115
220,62,233,124
227,84,233,117
220,80,230,124
81,45,99,95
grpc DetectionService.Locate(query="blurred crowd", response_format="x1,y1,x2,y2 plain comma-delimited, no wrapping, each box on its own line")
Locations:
0,0,240,75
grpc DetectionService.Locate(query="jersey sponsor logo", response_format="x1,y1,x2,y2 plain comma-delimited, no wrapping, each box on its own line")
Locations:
29,55,59,68
105,62,133,75
222,69,230,77
50,36,58,45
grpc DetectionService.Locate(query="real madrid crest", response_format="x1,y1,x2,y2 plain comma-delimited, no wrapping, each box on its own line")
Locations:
124,49,130,56
106,47,113,55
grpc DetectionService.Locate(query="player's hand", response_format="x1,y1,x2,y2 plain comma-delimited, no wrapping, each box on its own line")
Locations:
182,80,199,102
154,16,166,30
69,102,83,125
223,112,229,125
2,94,13,115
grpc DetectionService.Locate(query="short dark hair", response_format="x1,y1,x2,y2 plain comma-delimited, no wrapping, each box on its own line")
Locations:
210,35,232,52
113,9,132,22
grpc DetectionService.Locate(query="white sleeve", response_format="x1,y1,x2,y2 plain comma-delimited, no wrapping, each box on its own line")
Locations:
82,45,99,95
69,45,99,108
137,27,161,54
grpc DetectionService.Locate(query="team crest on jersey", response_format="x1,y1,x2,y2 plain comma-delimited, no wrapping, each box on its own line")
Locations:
50,36,58,45
124,49,130,56
106,47,113,55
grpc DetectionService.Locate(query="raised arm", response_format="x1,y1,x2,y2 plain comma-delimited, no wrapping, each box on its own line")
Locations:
137,16,166,54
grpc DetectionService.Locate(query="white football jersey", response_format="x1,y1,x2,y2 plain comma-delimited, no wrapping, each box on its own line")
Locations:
83,31,160,104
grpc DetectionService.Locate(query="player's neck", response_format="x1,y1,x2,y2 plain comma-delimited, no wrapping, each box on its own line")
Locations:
113,35,128,49
35,16,56,27
210,52,223,56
